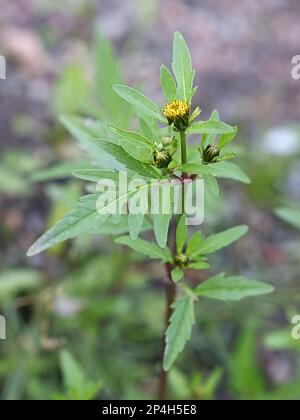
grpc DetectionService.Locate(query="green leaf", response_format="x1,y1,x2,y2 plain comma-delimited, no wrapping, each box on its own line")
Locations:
201,109,220,148
94,30,131,124
60,115,117,168
59,350,102,400
275,208,300,230
176,215,188,253
60,350,85,393
196,273,274,301
112,85,165,123
186,232,203,256
172,32,194,103
160,65,177,101
72,169,120,183
190,225,248,257
203,175,219,198
128,213,145,240
107,123,153,145
188,120,235,135
188,261,210,270
163,295,195,371
107,124,153,162
218,126,238,149
115,236,172,262
212,161,251,184
171,268,184,283
153,213,172,248
51,65,88,115
30,160,91,183
180,162,251,184
92,139,161,179
27,195,108,256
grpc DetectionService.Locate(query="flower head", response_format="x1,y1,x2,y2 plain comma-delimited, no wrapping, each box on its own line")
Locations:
202,144,220,164
163,99,190,131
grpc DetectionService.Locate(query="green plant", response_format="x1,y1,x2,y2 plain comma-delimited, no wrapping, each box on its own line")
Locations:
27,31,274,399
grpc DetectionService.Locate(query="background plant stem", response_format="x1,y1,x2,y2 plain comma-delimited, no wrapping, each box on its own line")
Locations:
158,131,188,399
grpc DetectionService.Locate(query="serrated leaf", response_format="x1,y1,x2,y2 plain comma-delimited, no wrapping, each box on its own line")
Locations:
163,295,195,371
92,139,161,179
275,208,300,230
172,32,194,103
107,124,154,162
188,120,235,135
27,195,109,256
112,85,165,123
72,169,120,183
171,268,184,283
196,274,274,301
176,215,188,253
115,236,172,262
190,225,248,258
107,123,153,145
160,65,177,101
180,162,251,184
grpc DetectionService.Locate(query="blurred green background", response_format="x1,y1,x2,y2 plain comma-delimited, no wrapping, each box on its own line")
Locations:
1,0,300,400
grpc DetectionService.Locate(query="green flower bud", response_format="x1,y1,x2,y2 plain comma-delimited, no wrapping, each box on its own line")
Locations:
174,253,190,268
153,149,172,169
202,144,220,164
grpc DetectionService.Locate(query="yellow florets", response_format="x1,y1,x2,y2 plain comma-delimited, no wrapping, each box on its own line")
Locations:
163,100,190,120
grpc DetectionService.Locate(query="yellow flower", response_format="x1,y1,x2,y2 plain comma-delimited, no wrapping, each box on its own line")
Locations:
163,100,190,120
163,99,190,131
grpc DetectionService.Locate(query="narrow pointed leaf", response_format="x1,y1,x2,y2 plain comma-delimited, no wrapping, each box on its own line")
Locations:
163,295,195,371
176,215,188,253
153,213,172,248
112,85,165,123
196,274,274,301
180,162,251,184
190,225,248,258
160,65,177,101
27,195,108,256
218,126,238,149
188,120,235,135
172,32,194,103
115,236,172,262
92,139,161,179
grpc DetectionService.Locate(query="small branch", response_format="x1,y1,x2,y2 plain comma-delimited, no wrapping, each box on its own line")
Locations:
158,263,176,400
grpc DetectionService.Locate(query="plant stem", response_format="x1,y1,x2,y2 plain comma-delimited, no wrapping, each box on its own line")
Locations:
180,131,188,169
180,131,187,212
158,130,188,400
158,263,176,400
